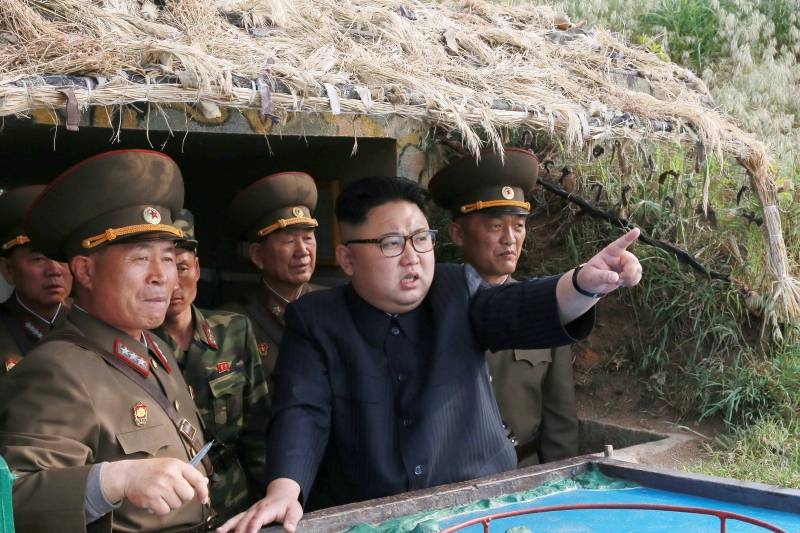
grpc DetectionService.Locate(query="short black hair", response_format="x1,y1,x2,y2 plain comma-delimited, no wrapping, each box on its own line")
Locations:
336,176,429,225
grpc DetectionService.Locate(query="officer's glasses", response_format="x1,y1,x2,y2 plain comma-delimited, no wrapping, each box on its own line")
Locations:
345,229,438,258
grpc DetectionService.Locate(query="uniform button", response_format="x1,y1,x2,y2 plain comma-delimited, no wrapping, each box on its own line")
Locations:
151,358,158,370
402,417,413,427
510,437,519,446
173,400,180,411
390,326,400,336
413,464,424,476
489,374,493,383
397,373,406,382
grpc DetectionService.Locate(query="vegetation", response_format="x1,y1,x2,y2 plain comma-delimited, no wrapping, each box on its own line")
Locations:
489,0,800,487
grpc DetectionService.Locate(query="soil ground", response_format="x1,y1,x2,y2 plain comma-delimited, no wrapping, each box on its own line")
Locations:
571,296,726,470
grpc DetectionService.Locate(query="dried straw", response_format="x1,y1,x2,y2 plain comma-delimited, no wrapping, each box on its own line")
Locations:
0,0,797,326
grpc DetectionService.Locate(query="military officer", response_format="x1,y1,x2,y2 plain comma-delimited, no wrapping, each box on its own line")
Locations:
0,150,213,532
223,172,323,385
0,185,72,374
155,209,269,522
429,148,579,466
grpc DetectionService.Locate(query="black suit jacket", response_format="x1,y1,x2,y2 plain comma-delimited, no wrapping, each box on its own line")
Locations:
264,264,593,506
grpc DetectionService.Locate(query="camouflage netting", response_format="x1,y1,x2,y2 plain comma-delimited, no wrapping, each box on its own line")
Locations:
0,0,797,333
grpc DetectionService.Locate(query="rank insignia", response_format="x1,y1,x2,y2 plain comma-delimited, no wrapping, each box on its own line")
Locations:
132,401,148,426
217,361,231,373
203,323,219,350
145,333,172,373
257,342,269,356
24,321,44,340
114,339,150,377
4,358,19,372
142,206,162,224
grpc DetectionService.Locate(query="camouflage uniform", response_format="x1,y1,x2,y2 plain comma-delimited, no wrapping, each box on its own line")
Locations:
0,292,69,375
155,304,269,520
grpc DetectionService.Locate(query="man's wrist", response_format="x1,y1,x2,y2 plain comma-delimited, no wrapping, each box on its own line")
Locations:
572,264,606,299
99,460,128,504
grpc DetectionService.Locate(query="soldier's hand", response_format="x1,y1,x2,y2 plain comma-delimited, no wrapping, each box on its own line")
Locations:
217,478,303,533
101,458,210,515
576,227,642,295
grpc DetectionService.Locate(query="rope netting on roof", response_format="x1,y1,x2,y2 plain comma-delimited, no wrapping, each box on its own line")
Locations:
0,0,798,332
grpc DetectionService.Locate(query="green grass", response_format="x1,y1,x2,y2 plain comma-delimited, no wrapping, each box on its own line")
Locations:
688,416,800,489
640,0,723,72
489,0,800,486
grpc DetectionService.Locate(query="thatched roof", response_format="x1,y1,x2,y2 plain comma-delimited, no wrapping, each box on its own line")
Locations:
1,0,798,331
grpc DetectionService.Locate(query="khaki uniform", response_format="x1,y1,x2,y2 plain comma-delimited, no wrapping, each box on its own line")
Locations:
0,307,210,532
0,292,69,375
154,305,269,520
486,277,579,466
223,282,321,385
487,344,577,465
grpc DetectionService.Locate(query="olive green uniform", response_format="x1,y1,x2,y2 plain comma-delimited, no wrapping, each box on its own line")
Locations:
486,278,578,467
223,282,321,386
0,149,210,531
0,307,211,532
0,291,69,375
154,305,269,520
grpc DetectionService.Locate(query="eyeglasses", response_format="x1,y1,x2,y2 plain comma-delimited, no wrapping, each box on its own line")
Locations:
345,229,438,258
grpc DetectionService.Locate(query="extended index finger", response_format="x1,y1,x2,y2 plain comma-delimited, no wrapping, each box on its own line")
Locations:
604,228,640,257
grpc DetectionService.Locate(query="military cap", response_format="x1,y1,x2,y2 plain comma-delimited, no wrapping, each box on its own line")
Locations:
173,209,199,252
230,172,318,242
25,149,185,261
429,148,539,218
0,185,45,256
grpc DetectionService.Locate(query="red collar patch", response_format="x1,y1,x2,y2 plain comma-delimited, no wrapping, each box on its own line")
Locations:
216,361,231,373
114,339,150,377
4,358,19,372
202,323,219,350
145,333,171,373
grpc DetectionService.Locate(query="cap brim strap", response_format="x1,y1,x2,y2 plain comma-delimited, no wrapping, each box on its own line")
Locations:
1,235,30,252
460,200,531,214
81,224,184,249
257,217,319,238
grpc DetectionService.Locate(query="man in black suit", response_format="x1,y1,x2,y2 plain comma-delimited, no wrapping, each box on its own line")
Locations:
220,176,642,533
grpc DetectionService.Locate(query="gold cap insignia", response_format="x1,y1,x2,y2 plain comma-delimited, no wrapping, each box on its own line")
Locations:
292,207,304,217
132,401,148,426
501,186,515,200
142,206,162,225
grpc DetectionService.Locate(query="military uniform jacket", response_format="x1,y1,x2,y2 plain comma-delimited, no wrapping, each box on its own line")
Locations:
155,305,270,519
222,282,321,386
0,291,69,375
0,307,210,533
265,264,594,507
486,276,578,465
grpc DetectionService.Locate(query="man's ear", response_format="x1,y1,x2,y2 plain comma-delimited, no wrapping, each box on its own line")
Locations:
0,257,13,285
192,255,201,283
248,242,265,271
335,244,355,276
449,220,465,247
70,255,94,290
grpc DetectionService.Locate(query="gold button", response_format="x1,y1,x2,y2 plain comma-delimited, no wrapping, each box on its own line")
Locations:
173,400,180,411
151,358,158,370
